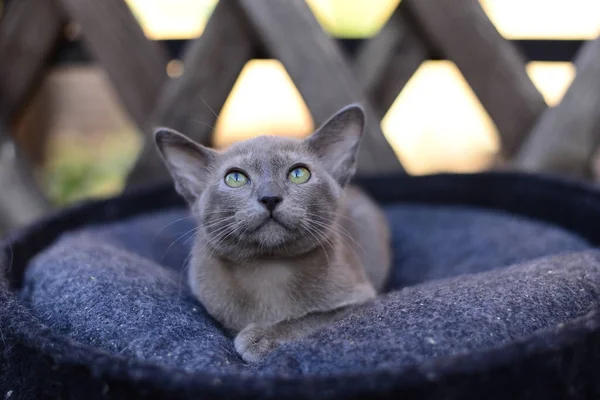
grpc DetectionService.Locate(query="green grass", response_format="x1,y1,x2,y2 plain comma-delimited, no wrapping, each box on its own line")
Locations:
41,130,141,206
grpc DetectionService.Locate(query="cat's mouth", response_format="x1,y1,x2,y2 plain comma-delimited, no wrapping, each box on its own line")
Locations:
253,214,289,232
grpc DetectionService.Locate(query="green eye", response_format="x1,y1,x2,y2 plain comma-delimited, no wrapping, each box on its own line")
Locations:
288,166,311,184
224,171,249,188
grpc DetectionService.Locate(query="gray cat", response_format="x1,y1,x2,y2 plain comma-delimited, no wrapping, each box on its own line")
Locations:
155,104,391,362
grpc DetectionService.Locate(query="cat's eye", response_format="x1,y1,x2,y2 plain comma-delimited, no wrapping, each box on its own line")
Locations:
288,166,311,184
224,170,249,188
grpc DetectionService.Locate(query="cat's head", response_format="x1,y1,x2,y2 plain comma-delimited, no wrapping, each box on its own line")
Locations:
155,104,365,259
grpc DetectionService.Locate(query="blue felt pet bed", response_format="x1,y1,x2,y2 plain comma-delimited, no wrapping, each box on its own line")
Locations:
2,172,600,400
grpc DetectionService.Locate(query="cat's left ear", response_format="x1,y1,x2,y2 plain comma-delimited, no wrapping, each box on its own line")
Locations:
154,128,218,205
305,104,365,186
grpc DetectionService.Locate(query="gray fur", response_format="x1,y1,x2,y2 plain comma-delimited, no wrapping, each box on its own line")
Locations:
155,104,391,362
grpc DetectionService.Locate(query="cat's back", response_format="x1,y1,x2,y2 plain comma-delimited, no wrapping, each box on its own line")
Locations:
341,185,391,292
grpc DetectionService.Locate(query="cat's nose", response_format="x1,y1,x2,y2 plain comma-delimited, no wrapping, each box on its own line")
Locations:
259,195,283,212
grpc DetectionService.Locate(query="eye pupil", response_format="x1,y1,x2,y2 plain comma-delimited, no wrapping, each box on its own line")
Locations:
224,171,248,187
288,166,310,184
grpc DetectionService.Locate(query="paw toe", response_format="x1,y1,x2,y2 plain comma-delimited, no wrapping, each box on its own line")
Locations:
234,325,278,363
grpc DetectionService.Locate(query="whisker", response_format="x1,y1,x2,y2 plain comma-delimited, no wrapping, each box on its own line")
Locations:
304,217,366,254
202,217,237,230
178,251,194,296
327,230,365,259
233,224,253,261
206,220,246,260
310,223,339,257
153,215,199,242
201,95,219,119
163,217,236,261
188,119,215,132
302,210,366,230
154,210,233,241
302,207,374,232
301,221,332,266
161,227,201,260
194,219,245,260
305,219,366,265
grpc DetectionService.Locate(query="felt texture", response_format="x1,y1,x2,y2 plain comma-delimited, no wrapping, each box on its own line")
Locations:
18,203,596,377
4,172,600,400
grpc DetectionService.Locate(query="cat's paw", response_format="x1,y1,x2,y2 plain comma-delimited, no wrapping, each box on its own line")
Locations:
234,323,279,363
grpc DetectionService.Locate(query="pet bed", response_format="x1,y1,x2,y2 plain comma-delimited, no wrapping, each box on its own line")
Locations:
2,172,600,400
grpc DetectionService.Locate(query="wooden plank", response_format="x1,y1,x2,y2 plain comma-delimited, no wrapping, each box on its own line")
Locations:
403,0,547,157
354,4,428,115
127,1,254,187
152,2,253,146
0,126,49,235
0,0,63,121
514,37,600,178
234,0,405,174
58,0,169,129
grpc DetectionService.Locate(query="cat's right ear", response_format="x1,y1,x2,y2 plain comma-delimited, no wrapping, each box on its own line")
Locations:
154,128,218,204
305,104,365,187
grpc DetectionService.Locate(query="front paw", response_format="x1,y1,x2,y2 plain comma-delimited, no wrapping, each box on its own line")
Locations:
234,324,279,363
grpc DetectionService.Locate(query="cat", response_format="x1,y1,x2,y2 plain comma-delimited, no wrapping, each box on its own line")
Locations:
154,104,391,362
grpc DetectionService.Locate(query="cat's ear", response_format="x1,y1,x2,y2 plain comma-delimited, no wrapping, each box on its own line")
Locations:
154,128,218,204
305,104,365,186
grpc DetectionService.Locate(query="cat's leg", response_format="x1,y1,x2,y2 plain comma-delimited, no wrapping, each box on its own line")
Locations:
234,307,349,362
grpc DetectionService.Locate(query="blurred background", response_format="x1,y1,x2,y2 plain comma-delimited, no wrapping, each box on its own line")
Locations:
1,0,599,210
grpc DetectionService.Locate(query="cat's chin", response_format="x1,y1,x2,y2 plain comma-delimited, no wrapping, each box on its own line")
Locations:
253,219,289,246
238,216,313,255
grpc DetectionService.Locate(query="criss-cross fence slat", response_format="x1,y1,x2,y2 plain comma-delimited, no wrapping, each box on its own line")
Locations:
234,0,404,174
1,0,600,235
0,0,63,121
0,0,408,234
151,1,252,147
0,124,48,232
515,36,600,178
128,0,255,186
402,0,548,157
354,3,429,117
58,0,169,129
0,0,60,228
354,0,600,176
130,0,407,185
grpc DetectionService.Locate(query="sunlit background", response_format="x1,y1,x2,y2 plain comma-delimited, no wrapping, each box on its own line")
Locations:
5,0,600,204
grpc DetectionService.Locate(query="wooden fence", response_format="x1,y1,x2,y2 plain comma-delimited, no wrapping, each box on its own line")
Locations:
1,0,600,234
